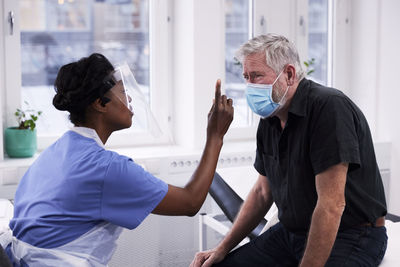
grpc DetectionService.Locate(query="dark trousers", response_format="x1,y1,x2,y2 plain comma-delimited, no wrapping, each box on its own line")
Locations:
214,222,387,267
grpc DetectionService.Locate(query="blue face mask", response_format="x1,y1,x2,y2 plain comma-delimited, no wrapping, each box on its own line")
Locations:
245,70,288,118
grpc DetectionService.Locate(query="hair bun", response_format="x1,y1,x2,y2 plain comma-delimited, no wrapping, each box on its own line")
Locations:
52,53,114,124
53,92,71,111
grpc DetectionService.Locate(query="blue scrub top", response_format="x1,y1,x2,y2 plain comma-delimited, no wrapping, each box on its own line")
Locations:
9,130,168,249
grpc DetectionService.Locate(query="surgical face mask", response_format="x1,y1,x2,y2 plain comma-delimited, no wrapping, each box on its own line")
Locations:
245,70,289,118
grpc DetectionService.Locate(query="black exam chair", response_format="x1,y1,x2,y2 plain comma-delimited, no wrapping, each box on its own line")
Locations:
199,172,267,251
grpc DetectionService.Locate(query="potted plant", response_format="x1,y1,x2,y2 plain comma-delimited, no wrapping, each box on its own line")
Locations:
4,102,42,158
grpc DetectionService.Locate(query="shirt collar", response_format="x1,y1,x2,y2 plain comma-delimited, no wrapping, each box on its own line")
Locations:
70,127,105,148
287,78,309,118
265,78,310,126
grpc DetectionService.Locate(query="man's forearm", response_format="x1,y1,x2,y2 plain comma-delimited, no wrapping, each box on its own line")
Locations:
218,177,273,254
300,204,343,267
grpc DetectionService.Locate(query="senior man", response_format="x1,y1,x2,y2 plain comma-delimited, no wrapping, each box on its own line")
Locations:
191,34,387,267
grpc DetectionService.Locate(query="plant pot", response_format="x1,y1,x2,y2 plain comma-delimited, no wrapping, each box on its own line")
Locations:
4,127,37,158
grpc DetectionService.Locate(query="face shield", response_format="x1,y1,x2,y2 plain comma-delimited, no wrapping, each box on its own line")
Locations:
104,63,162,137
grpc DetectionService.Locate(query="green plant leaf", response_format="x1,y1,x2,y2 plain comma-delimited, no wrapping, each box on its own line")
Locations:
13,101,42,130
304,58,316,77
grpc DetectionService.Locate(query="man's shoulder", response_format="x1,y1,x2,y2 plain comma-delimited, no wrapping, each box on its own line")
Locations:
306,79,345,101
303,80,365,123
301,80,356,114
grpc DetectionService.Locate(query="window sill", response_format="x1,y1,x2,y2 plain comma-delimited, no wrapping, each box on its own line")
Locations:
0,140,257,171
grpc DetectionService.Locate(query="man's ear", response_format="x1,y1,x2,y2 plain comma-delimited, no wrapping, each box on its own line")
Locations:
90,98,108,113
285,64,296,86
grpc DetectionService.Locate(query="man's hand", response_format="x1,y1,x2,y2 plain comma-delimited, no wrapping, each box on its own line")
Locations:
206,79,234,141
190,248,227,267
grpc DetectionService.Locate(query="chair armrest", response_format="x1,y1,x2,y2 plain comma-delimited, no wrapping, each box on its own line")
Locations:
386,213,400,222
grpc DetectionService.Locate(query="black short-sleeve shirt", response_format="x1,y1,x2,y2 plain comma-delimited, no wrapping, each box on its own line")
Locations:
254,78,387,233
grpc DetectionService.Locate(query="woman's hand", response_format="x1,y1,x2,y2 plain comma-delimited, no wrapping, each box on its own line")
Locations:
207,79,234,141
152,79,233,217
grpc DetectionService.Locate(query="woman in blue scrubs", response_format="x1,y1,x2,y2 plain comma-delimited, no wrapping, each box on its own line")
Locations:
3,53,233,266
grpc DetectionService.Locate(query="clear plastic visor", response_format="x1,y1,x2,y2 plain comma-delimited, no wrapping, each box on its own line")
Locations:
105,63,162,136
107,63,138,112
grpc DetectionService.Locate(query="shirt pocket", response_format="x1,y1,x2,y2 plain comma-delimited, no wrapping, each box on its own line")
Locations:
262,153,280,186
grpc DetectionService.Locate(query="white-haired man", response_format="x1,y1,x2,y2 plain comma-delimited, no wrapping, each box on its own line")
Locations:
191,34,387,267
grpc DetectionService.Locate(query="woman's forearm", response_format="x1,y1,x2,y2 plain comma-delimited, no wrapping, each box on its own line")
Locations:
184,137,223,213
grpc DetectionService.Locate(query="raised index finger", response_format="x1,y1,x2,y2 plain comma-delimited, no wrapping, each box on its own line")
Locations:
215,79,221,103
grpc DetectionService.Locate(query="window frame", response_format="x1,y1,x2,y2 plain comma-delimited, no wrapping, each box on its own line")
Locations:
223,0,258,141
2,0,173,151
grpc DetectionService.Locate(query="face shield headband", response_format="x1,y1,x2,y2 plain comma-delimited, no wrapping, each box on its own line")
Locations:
104,63,162,137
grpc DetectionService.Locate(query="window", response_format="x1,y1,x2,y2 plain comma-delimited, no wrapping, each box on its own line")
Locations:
225,0,254,128
308,0,332,86
4,0,171,149
20,0,150,135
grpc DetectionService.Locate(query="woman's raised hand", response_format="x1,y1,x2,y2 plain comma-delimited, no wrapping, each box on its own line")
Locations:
207,79,234,141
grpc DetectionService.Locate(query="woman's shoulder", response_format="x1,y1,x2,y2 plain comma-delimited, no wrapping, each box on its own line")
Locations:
38,131,111,163
38,131,135,169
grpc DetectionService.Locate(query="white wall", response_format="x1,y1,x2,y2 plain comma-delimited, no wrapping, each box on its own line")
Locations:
349,0,400,214
376,0,400,215
348,0,380,136
172,0,225,148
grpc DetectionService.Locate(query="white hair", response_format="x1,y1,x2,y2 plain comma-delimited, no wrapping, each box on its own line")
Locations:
235,34,305,80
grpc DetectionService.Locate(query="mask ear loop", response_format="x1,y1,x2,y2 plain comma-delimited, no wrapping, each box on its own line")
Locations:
272,69,284,86
278,85,290,105
276,66,291,105
270,69,285,104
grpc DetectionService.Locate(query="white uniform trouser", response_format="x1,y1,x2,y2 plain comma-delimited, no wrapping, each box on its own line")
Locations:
0,222,122,267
